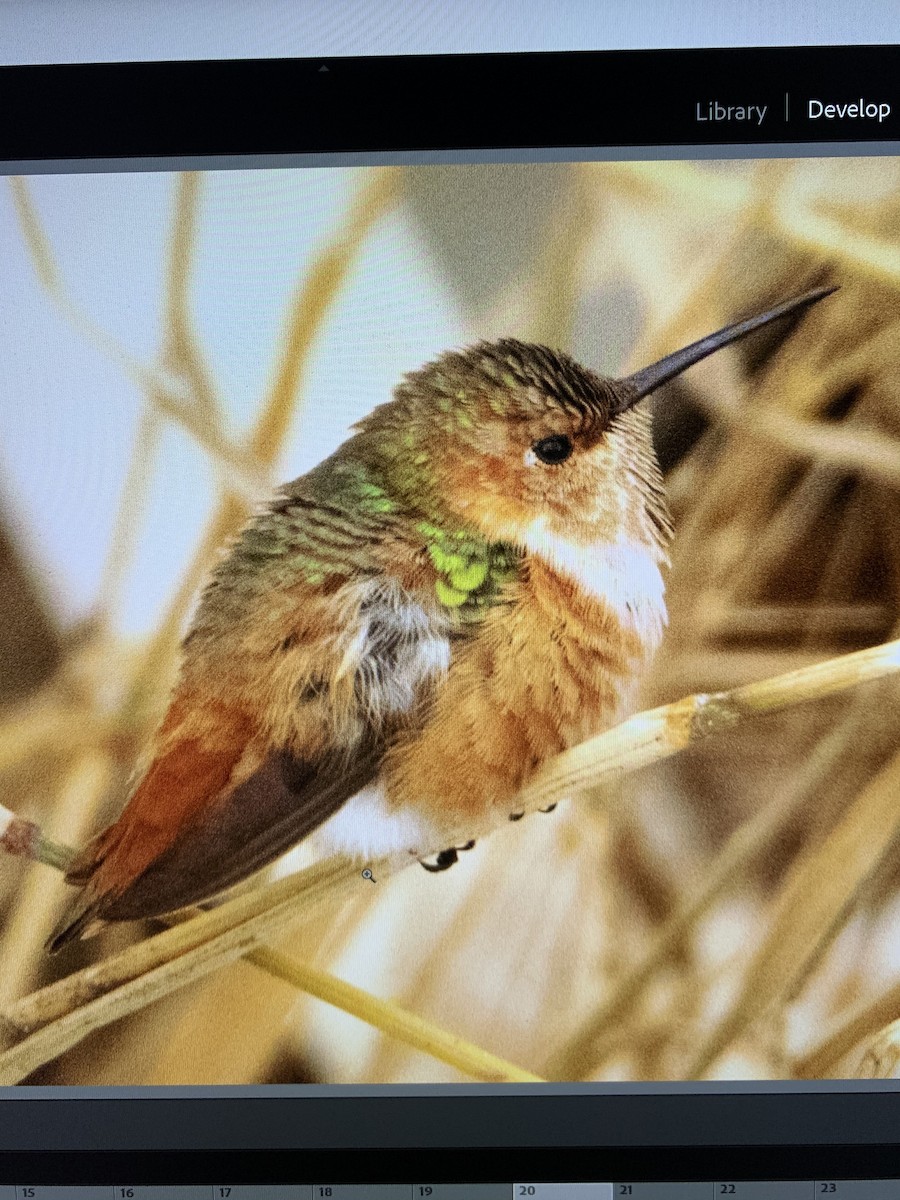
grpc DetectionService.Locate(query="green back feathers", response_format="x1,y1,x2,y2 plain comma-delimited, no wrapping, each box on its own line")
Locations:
229,449,520,622
195,335,617,641
326,456,520,618
322,433,521,619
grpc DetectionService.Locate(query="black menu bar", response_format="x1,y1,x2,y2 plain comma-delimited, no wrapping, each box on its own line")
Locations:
1,44,899,163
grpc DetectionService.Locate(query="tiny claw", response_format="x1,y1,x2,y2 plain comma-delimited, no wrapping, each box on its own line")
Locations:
540,804,558,814
508,812,524,822
420,847,459,872
457,840,476,851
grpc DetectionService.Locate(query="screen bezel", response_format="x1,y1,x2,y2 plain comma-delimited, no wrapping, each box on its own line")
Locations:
3,41,900,1167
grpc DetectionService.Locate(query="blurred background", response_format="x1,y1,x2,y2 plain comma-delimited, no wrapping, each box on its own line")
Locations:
1,156,899,1086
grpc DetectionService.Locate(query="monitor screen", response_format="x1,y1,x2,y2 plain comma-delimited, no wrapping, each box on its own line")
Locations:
0,32,899,1117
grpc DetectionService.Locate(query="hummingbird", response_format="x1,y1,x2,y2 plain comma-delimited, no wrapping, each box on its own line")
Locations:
50,285,835,949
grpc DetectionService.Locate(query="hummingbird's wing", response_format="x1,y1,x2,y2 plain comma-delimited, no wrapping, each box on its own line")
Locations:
56,738,384,937
51,470,512,948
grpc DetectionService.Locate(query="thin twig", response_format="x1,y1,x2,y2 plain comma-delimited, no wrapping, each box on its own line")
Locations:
0,754,111,1004
684,745,900,1080
247,946,543,1083
776,193,900,288
0,174,221,999
0,816,539,1084
122,168,399,720
9,176,265,501
0,637,898,1082
796,980,900,1078
250,167,398,463
695,391,900,492
0,851,540,1084
547,678,895,1080
161,173,221,425
0,855,369,1082
517,637,900,813
96,173,218,625
605,159,900,289
94,408,166,626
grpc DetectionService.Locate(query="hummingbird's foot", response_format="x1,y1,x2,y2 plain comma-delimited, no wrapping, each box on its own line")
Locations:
420,847,459,872
508,811,524,822
457,839,476,851
540,804,557,814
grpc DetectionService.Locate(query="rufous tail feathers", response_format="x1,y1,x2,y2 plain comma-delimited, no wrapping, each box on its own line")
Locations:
49,696,255,950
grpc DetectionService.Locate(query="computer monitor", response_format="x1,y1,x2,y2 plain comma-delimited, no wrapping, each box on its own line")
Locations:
1,3,900,1198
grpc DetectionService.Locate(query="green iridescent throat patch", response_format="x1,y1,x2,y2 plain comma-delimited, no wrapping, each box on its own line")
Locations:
417,522,520,615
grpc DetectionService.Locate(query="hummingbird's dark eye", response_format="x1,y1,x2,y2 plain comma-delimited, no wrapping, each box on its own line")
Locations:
532,434,573,465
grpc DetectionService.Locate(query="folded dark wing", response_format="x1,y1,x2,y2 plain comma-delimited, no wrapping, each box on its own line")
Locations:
91,739,383,923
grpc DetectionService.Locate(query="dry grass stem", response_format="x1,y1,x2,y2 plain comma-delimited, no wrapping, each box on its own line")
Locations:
0,813,540,1084
855,1018,900,1078
518,638,900,813
251,168,398,463
0,855,368,1083
161,173,221,425
248,946,544,1083
5,159,900,1085
0,637,896,1081
776,196,900,287
550,786,815,1080
551,682,889,1080
696,396,900,491
796,980,900,1079
608,159,900,287
122,168,399,721
95,408,166,626
0,806,77,874
0,754,111,1003
97,174,217,624
685,746,900,1079
10,176,267,502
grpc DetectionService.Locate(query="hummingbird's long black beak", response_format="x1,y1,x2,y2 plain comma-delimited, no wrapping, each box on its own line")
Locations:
613,284,837,412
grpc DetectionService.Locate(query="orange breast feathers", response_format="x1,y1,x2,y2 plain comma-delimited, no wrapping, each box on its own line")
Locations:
383,555,657,832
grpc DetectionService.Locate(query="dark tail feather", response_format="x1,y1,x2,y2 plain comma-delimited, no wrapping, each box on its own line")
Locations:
46,830,119,952
47,740,382,951
47,894,106,952
91,742,382,923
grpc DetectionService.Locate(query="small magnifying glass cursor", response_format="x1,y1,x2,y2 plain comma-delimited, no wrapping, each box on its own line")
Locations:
361,868,376,883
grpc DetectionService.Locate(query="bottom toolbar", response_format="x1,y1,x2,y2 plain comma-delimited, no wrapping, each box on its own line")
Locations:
3,1185,900,1200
